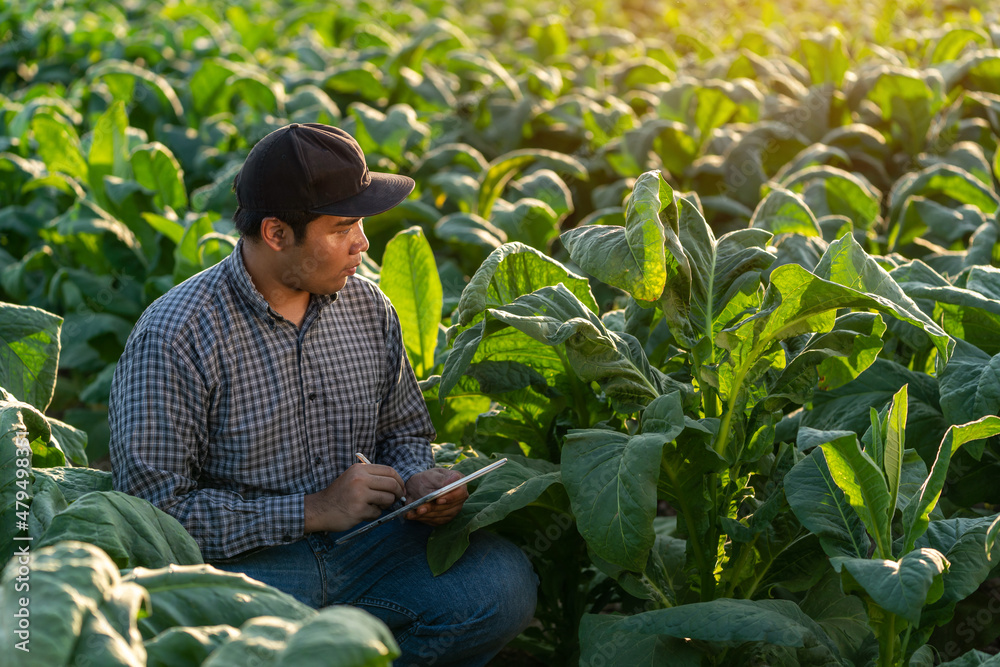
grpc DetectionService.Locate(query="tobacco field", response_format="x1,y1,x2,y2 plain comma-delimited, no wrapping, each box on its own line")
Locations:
3,0,1000,664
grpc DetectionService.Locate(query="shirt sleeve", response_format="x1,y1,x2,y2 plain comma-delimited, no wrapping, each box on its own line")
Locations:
109,330,305,562
373,301,436,482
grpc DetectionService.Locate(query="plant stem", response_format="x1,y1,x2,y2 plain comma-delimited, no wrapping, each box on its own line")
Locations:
555,347,590,427
878,612,897,667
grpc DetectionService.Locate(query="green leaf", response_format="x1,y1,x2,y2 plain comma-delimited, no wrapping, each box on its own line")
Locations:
426,456,559,575
454,242,597,326
562,428,669,572
124,564,315,640
831,548,949,625
887,164,1000,230
916,516,1000,626
930,28,988,64
145,625,240,667
782,166,881,231
820,435,893,558
349,103,429,167
30,112,88,181
199,607,398,667
891,262,1000,356
379,227,441,377
0,302,62,411
866,70,945,155
489,198,560,253
785,445,871,559
765,312,886,409
578,614,702,667
31,466,113,503
0,541,148,667
812,234,953,360
131,142,188,211
939,340,1000,434
884,385,907,530
37,491,203,569
902,416,1000,552
800,27,849,86
803,359,949,464
485,284,664,411
939,650,1000,667
750,188,822,237
561,170,670,302
798,571,872,662
477,148,587,219
88,59,184,120
46,416,88,467
88,100,131,207
987,514,1000,563
582,598,842,657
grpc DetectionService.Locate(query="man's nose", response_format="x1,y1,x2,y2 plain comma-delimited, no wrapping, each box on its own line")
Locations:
352,221,369,254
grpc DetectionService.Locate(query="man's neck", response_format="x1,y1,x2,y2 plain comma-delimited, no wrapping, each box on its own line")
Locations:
241,241,310,327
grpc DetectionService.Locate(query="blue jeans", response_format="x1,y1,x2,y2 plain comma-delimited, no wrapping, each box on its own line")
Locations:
210,517,538,666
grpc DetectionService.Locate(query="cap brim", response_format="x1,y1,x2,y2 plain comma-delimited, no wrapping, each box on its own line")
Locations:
308,172,415,218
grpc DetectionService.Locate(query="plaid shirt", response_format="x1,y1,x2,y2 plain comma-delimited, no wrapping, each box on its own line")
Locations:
109,239,435,561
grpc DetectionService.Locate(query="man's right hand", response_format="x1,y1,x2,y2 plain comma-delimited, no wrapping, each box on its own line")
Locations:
303,463,406,533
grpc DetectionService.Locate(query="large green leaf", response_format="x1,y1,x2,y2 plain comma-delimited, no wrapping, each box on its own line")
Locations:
349,103,429,167
379,227,441,377
812,234,952,359
0,302,63,411
867,69,945,155
0,541,148,667
560,170,671,302
131,142,188,212
578,613,702,667
489,198,560,253
562,426,671,572
938,340,1000,428
199,607,398,667
891,261,1000,356
901,416,1000,552
444,285,664,412
485,285,664,411
765,312,886,409
670,198,772,349
477,148,587,219
831,548,949,625
750,187,822,237
820,435,893,558
782,166,881,231
798,571,872,662
785,445,871,559
426,456,560,575
88,100,131,208
581,598,842,658
144,625,240,667
916,516,1000,626
884,385,907,529
454,242,597,326
30,112,88,181
124,564,316,640
887,164,1000,230
37,491,203,569
1,395,48,563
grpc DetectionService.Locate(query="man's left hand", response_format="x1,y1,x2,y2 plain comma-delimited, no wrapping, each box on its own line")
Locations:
404,467,468,525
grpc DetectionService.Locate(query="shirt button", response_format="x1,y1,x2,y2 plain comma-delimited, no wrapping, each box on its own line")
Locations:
282,533,292,541
308,393,316,401
313,456,322,465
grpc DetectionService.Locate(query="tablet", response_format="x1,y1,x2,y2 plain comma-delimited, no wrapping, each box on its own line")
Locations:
334,457,508,545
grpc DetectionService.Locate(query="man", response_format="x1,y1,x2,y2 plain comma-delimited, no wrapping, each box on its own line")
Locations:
109,123,537,666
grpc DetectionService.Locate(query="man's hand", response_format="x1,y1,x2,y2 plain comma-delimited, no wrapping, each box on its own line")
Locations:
304,463,406,533
404,467,468,526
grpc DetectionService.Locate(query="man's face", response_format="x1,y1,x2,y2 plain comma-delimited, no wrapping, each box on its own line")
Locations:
280,214,369,295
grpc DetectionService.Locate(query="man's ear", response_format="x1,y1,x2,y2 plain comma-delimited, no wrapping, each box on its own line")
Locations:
259,216,293,251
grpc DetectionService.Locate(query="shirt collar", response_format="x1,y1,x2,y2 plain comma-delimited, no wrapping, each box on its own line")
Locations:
225,237,337,323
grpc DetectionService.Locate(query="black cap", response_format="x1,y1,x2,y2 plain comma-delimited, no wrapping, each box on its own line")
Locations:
234,123,415,217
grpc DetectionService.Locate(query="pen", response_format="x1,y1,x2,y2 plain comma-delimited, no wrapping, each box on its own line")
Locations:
355,452,405,503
